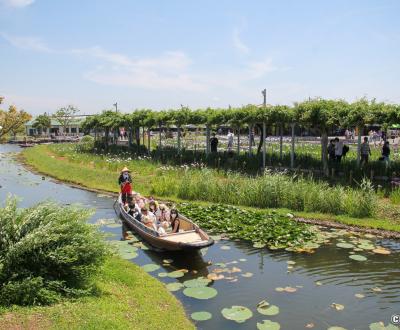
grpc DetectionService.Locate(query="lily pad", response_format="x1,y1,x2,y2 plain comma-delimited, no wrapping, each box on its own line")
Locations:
183,287,218,300
253,242,266,248
207,273,224,281
184,277,212,287
372,248,391,255
239,258,247,262
369,322,399,330
331,303,344,311
119,251,138,259
242,272,253,278
221,305,253,323
166,282,184,292
257,320,281,330
158,272,168,278
287,260,296,265
167,270,185,278
349,254,367,261
275,287,284,292
336,242,354,249
190,311,212,321
142,264,160,272
328,327,348,330
220,245,231,250
163,258,173,264
355,293,365,299
257,304,280,316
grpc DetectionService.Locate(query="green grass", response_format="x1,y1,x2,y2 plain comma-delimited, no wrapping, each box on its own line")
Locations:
21,144,400,232
0,257,194,330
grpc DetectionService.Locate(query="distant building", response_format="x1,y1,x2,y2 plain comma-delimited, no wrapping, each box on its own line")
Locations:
25,117,86,136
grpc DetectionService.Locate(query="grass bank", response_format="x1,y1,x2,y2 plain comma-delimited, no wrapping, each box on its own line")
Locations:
21,144,400,232
0,257,194,330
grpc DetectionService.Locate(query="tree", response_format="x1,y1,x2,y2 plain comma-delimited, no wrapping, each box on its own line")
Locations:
53,105,79,134
0,97,31,140
33,113,51,135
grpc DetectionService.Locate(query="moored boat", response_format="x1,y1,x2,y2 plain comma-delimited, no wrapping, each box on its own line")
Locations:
114,195,214,251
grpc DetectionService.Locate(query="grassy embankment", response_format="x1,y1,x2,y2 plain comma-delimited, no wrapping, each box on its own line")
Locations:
0,257,194,330
22,144,400,232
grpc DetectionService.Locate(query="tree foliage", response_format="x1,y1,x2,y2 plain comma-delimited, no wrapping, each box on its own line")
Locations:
0,97,31,139
33,113,51,134
53,105,80,132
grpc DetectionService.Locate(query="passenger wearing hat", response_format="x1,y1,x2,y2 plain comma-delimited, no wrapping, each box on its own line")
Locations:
118,166,133,203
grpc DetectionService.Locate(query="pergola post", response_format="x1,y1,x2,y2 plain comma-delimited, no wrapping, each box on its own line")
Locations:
206,125,210,155
279,124,283,161
177,126,181,153
248,124,252,155
262,122,266,171
147,128,151,154
357,126,362,166
237,127,240,154
128,127,133,148
290,123,295,169
158,123,162,151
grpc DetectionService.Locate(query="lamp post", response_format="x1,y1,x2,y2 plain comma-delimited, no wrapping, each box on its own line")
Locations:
113,102,118,113
262,89,267,171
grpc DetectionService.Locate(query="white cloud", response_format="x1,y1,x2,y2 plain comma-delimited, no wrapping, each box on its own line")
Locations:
245,57,279,79
233,27,250,54
0,32,52,52
1,0,34,8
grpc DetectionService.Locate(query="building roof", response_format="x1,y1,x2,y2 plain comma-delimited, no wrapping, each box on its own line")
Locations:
26,117,86,126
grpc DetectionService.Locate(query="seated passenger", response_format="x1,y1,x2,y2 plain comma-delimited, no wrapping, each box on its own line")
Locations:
157,225,166,236
148,201,160,223
170,209,181,233
158,204,170,223
141,207,156,224
142,215,157,231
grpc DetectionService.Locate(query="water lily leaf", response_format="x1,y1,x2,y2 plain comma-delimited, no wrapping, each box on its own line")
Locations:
336,242,354,249
257,304,279,316
287,260,296,265
167,270,185,278
239,258,247,262
355,293,365,299
284,286,297,293
231,267,241,273
369,322,399,330
372,248,391,255
331,303,344,311
257,300,269,308
214,262,226,267
315,281,323,286
183,287,218,300
242,272,253,278
349,254,367,261
357,244,375,250
184,277,212,287
163,258,173,264
166,282,184,292
119,251,138,259
253,242,266,248
275,287,284,292
220,245,231,250
221,305,253,323
158,272,168,278
190,311,212,321
305,323,315,328
207,273,224,281
257,320,281,330
142,264,160,272
328,327,348,330
371,287,382,293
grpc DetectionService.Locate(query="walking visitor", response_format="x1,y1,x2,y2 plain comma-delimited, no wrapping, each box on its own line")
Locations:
360,137,372,166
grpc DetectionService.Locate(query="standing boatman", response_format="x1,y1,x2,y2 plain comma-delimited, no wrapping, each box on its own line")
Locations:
118,166,133,203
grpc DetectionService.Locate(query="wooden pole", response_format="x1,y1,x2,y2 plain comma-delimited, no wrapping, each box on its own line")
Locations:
206,125,210,155
248,124,252,155
357,126,362,167
290,123,295,169
147,128,151,154
158,123,162,150
279,124,283,161
237,127,240,154
177,126,181,153
262,122,266,171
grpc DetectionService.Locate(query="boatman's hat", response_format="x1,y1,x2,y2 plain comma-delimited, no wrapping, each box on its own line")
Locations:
121,166,130,173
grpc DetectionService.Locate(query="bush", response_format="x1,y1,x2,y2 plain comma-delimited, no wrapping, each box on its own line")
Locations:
0,198,108,306
76,135,95,152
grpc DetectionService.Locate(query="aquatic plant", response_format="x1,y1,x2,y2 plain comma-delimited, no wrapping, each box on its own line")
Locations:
177,203,315,248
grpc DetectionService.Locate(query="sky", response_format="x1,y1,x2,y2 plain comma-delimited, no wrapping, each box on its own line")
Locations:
0,0,400,115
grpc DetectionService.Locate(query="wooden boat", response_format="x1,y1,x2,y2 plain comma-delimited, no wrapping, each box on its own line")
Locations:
114,195,214,251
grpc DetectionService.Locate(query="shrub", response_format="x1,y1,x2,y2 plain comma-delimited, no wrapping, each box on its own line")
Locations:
0,198,108,306
76,135,95,152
